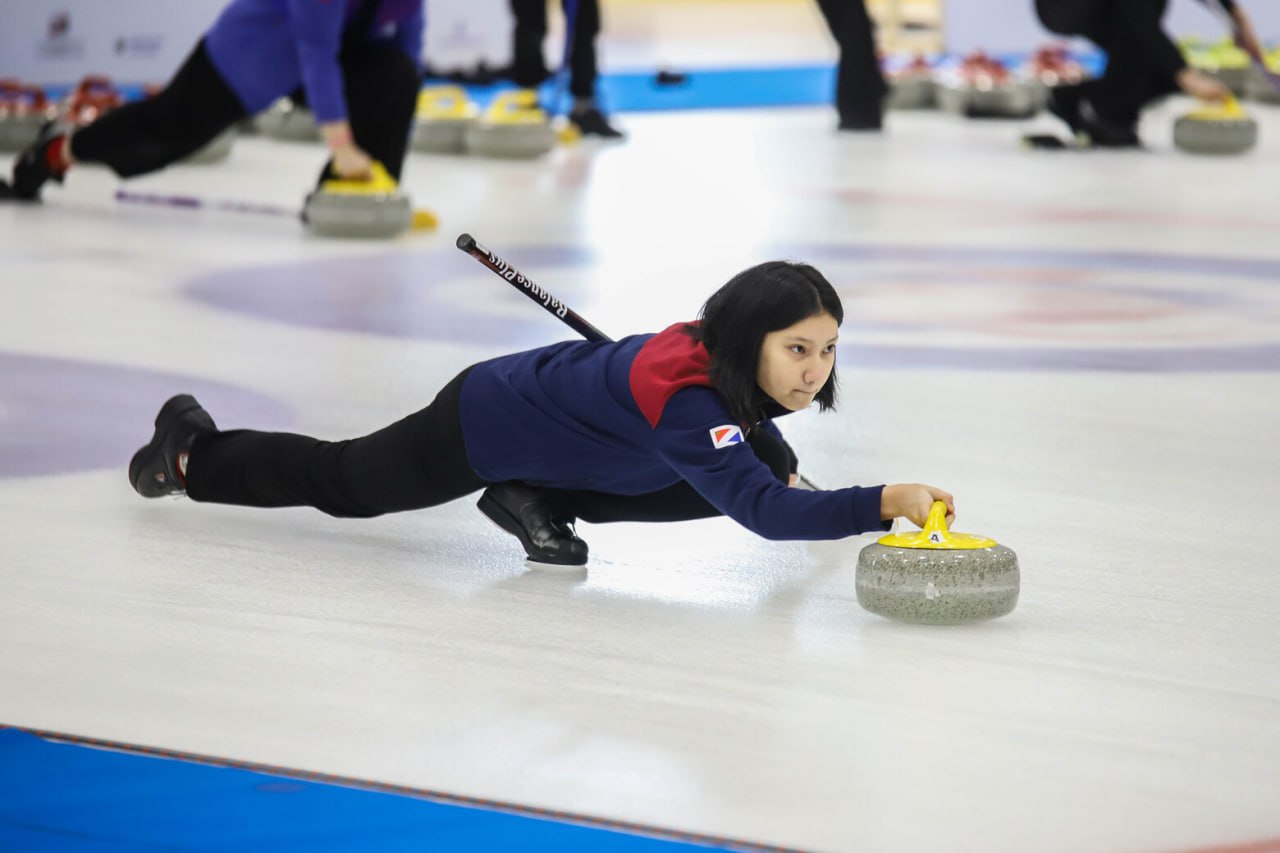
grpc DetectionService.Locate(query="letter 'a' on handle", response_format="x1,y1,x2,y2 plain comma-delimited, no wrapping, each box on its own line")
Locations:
455,232,611,343
877,501,998,550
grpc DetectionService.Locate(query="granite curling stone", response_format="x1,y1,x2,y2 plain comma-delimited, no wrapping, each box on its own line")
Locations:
1173,96,1258,155
884,55,937,111
182,126,236,164
856,501,1019,625
463,89,557,159
411,85,479,154
0,80,54,152
256,97,321,142
1243,51,1280,105
935,52,1040,119
303,161,413,239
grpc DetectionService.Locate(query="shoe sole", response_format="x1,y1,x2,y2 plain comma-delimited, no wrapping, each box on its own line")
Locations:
128,394,205,498
477,491,587,566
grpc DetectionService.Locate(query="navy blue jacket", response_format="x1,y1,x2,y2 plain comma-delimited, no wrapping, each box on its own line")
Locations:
459,324,887,541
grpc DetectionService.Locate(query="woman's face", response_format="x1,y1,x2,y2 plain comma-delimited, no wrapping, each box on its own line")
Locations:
756,312,839,411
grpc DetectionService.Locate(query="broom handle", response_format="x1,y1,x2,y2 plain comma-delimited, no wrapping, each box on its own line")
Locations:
455,232,610,343
115,189,297,219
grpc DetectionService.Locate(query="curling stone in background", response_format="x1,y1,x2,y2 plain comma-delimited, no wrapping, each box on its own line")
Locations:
1200,39,1251,96
463,89,557,159
856,501,1019,625
1022,44,1088,110
256,97,322,142
61,75,124,126
183,127,237,164
935,51,1040,119
1023,44,1088,88
411,85,479,154
1244,48,1280,105
303,161,413,239
884,54,937,110
1173,95,1258,155
0,80,54,152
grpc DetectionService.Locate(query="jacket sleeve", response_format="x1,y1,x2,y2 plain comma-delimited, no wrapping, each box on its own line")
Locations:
286,0,349,124
652,388,887,541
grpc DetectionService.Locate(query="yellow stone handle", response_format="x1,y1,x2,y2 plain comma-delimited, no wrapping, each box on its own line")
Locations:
320,161,398,195
922,500,951,542
1187,94,1247,121
876,500,998,550
484,89,548,125
416,86,476,120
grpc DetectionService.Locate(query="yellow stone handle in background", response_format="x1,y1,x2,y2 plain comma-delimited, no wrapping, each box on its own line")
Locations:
321,161,399,195
416,86,477,120
877,500,998,550
1187,94,1248,122
319,162,440,231
484,89,549,125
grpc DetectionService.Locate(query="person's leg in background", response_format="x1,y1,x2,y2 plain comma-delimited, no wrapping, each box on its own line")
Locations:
330,43,420,182
10,40,246,200
1083,0,1181,131
510,0,553,89
563,0,624,138
1035,0,1178,146
812,0,888,131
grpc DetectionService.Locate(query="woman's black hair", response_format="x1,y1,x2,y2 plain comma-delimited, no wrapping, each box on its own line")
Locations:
688,260,843,426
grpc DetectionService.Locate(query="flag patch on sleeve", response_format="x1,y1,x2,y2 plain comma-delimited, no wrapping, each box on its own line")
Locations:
709,425,744,449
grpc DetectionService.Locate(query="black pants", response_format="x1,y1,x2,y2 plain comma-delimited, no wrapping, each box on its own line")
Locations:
510,0,601,98
1034,0,1183,125
71,38,419,181
186,367,792,524
812,0,887,123
70,41,246,178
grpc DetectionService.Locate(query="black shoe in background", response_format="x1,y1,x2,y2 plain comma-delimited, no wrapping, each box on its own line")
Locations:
837,112,883,131
837,99,884,132
128,395,217,498
478,481,589,566
569,106,625,139
1078,99,1142,148
12,122,69,201
1046,84,1086,136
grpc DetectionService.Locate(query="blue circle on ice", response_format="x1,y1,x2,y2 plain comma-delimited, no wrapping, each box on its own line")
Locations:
0,352,290,479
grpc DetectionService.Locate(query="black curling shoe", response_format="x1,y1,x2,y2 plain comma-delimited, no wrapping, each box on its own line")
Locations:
569,107,625,139
12,122,68,201
128,394,216,498
477,481,589,566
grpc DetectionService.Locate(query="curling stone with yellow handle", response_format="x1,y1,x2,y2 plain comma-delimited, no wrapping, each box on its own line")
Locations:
856,501,1019,625
411,85,479,154
303,161,436,239
1173,95,1258,155
463,89,557,159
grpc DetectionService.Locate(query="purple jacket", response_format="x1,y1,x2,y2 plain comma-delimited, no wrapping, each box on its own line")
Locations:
205,0,423,123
